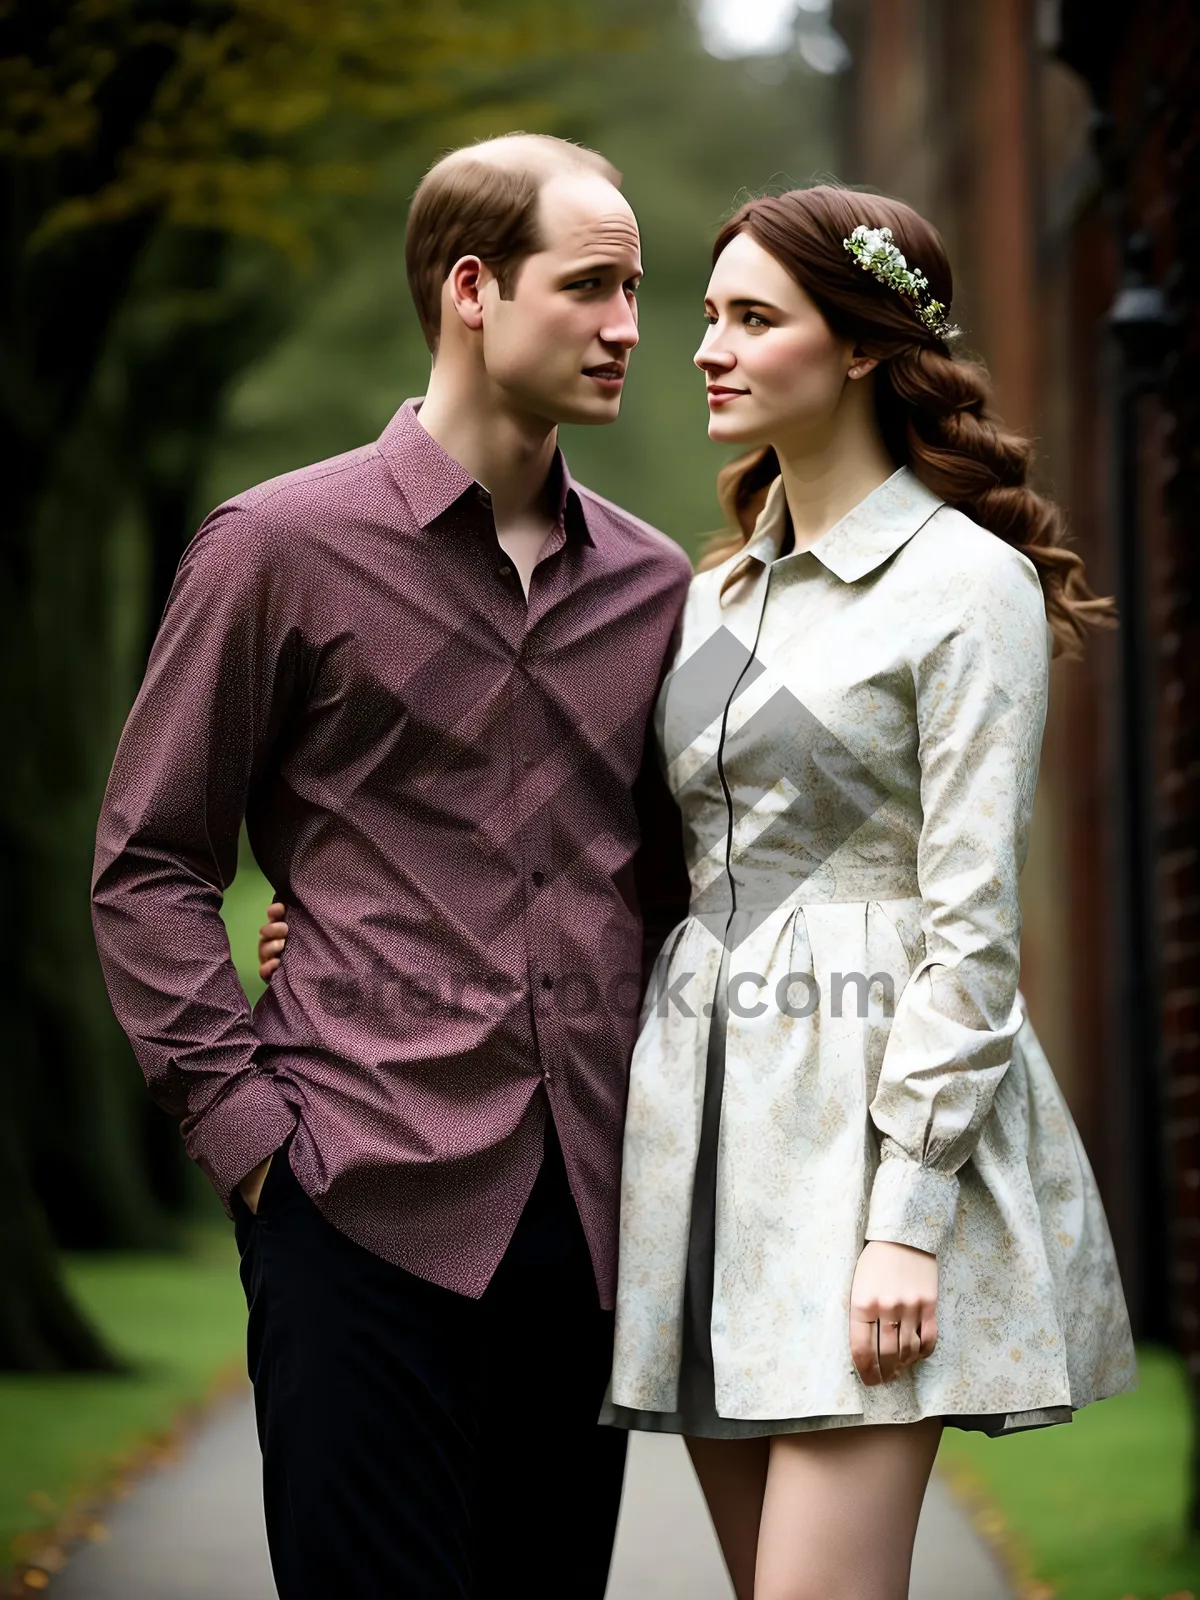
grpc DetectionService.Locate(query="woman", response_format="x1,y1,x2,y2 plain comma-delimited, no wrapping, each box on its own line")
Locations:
260,185,1135,1599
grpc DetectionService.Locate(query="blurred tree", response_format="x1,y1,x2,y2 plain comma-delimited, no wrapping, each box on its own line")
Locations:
0,0,620,1367
203,11,835,544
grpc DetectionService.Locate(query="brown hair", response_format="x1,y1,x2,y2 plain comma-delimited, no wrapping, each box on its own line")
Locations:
405,133,621,353
698,185,1115,658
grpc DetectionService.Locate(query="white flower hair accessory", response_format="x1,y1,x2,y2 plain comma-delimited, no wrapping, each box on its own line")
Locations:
842,224,960,342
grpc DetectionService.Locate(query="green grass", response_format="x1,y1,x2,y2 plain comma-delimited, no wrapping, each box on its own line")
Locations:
0,866,271,1578
0,1225,246,1574
8,868,1197,1596
937,1345,1200,1599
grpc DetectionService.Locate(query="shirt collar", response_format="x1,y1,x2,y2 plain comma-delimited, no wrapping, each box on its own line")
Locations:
377,397,593,546
730,465,944,585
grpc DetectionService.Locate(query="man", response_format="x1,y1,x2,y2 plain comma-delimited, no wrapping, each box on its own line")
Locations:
91,134,693,1598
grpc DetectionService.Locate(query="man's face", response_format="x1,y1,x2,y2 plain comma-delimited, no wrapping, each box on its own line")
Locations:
478,173,642,427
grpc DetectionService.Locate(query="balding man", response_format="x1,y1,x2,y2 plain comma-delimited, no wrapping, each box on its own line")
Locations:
92,133,694,1597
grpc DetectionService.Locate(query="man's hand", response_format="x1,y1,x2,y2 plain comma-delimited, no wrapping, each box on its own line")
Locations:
258,902,289,981
849,1239,939,1386
238,1151,274,1214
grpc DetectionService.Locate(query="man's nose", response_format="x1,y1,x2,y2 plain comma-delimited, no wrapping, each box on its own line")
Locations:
600,297,639,350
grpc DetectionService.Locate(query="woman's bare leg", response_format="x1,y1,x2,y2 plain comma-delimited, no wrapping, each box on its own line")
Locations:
684,1435,770,1600
754,1418,943,1600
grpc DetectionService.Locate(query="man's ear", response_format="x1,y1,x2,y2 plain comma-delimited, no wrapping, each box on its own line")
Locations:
445,255,489,333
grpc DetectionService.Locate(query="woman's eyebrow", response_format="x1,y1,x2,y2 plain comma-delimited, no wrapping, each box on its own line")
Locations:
704,296,785,313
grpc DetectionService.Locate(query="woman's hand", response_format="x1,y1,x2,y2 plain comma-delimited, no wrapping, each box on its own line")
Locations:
849,1240,938,1385
258,901,289,981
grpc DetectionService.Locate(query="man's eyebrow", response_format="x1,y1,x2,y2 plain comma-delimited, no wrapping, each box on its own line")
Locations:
561,260,642,278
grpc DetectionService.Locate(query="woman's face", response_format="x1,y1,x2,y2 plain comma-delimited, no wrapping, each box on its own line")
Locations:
695,231,858,449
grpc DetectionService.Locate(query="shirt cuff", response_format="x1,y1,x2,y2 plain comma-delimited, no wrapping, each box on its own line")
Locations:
864,1147,958,1257
183,1071,297,1219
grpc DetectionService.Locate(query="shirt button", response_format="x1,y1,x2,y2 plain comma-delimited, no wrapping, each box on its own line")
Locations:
531,870,545,887
497,562,513,578
541,974,554,989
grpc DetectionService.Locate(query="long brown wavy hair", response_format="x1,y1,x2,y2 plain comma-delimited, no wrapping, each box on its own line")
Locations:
697,185,1114,657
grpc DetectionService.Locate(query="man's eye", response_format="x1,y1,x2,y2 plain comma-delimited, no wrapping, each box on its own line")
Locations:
565,278,602,292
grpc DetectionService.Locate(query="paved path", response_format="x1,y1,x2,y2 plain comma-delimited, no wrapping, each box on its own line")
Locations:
49,1391,1011,1598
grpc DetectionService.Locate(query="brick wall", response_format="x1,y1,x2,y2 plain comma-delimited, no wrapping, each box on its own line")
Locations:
834,0,1200,1458
1151,4,1200,1419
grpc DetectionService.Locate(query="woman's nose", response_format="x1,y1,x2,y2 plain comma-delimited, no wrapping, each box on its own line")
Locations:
694,339,735,372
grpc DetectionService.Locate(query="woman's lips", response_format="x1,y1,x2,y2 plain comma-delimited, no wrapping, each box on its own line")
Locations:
707,386,750,408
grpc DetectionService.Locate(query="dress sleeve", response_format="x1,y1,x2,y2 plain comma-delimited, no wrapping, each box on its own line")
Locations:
864,546,1050,1256
91,504,300,1214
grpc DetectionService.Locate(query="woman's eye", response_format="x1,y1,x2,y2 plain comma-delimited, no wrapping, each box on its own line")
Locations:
702,312,718,325
745,313,771,329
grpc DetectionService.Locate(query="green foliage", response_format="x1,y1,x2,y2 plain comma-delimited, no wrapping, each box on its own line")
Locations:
201,17,836,548
1,0,831,1363
0,0,652,1356
4,0,617,260
221,845,274,1005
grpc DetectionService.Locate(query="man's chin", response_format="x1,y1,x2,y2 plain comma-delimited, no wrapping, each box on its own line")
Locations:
500,382,622,430
550,379,625,427
561,395,624,427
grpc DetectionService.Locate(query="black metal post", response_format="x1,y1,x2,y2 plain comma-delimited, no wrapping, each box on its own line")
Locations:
1108,229,1175,1339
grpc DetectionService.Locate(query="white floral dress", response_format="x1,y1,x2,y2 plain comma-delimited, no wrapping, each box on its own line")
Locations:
605,467,1136,1435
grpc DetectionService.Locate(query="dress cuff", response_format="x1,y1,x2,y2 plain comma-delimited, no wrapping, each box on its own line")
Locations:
183,1071,297,1219
864,1149,958,1256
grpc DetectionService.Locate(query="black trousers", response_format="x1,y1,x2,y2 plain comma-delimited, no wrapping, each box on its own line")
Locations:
231,1117,627,1599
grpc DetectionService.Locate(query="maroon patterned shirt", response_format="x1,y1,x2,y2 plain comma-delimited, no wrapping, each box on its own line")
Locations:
92,399,693,1305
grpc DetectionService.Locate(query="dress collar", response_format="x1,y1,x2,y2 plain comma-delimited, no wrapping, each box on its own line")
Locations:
728,466,945,587
376,397,592,545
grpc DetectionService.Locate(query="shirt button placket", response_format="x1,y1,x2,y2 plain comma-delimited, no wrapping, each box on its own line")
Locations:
480,486,512,585
531,861,553,1081
524,687,554,1083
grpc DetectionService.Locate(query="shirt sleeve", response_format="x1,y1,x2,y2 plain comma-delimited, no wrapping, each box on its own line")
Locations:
91,503,300,1216
864,546,1050,1256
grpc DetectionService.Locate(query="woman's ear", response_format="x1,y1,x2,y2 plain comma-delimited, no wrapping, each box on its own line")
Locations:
847,348,881,381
